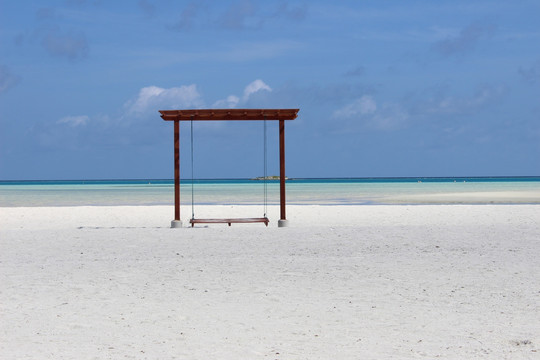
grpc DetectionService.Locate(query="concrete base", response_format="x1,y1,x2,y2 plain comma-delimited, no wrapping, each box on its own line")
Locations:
171,220,183,228
278,219,290,228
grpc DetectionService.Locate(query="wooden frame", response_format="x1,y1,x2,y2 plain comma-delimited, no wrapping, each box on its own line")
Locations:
159,109,299,227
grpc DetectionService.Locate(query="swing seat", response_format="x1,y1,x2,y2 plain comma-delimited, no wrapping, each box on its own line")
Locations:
190,217,269,227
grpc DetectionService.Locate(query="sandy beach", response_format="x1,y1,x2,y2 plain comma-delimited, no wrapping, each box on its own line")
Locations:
1,204,539,359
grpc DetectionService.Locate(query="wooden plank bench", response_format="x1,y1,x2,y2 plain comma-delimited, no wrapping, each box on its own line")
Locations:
190,217,269,227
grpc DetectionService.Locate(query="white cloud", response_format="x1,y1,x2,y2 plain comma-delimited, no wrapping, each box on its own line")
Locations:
333,95,377,118
52,81,276,149
243,79,272,101
213,79,272,108
126,84,203,114
333,96,411,131
212,95,240,108
57,115,89,127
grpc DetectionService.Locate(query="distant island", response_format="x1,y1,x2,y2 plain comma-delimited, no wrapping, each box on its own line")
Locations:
251,176,289,181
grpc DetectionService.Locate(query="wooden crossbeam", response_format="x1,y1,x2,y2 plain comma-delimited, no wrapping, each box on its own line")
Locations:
160,108,298,121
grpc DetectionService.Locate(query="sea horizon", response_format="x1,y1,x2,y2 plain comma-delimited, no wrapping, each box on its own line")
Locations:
2,175,540,185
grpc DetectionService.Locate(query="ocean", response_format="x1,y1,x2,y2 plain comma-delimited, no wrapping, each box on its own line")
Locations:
1,177,540,207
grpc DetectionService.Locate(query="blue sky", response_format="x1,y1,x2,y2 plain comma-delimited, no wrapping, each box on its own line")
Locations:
1,0,539,180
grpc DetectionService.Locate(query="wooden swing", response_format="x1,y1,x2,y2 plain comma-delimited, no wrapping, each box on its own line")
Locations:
159,109,299,227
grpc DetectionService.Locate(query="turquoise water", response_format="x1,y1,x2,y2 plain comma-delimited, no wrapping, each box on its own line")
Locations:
1,177,539,206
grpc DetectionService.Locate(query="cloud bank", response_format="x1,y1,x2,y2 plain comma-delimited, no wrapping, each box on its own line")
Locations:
332,84,506,132
125,85,204,115
48,80,274,149
333,96,377,118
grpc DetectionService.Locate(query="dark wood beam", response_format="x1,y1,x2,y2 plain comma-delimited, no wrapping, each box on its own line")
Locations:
160,108,299,121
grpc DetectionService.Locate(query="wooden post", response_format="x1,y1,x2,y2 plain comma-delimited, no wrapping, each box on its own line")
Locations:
279,119,287,224
174,120,180,221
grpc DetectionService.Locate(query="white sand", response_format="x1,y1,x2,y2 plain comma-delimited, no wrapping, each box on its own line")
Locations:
1,205,539,359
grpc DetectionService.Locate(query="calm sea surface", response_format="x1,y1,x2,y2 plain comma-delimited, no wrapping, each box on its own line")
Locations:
1,177,539,207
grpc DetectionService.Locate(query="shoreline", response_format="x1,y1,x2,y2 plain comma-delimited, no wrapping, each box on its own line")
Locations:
3,201,540,208
2,189,540,207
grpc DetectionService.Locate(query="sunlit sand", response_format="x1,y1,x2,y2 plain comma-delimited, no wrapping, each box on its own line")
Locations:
1,204,539,358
